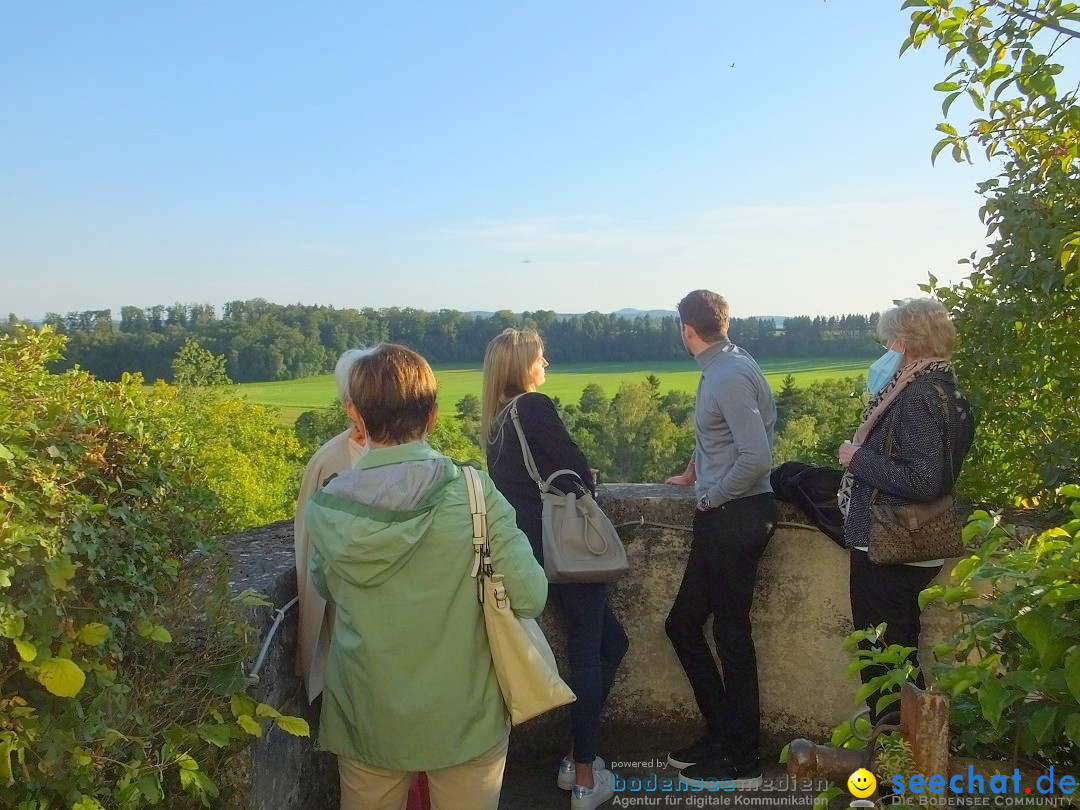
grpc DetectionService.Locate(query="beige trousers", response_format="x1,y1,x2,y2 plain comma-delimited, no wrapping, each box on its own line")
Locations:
338,736,509,810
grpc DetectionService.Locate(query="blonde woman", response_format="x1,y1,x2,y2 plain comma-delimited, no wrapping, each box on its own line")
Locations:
306,344,547,810
482,328,627,810
837,298,975,718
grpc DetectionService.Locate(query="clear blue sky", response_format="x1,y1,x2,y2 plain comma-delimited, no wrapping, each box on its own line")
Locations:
1,1,996,320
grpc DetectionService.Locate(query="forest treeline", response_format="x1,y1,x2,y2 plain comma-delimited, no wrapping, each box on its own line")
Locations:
11,299,881,383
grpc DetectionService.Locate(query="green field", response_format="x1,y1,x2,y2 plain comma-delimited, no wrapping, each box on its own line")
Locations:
236,358,869,425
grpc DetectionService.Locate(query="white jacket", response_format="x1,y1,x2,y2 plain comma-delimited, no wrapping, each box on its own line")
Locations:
294,428,364,703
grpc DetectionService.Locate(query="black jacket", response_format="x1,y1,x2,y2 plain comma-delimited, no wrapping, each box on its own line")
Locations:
770,461,846,546
486,392,594,564
845,370,975,549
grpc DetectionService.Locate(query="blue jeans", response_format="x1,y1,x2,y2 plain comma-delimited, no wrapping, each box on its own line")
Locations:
549,582,629,764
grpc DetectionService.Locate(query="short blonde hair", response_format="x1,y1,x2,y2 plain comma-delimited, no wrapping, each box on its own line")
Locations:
347,344,438,444
877,298,956,359
481,328,544,447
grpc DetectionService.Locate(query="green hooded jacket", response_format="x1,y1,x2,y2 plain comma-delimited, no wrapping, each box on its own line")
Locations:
305,440,547,770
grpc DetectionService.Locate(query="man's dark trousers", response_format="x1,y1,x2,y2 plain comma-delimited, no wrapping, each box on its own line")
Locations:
665,492,777,769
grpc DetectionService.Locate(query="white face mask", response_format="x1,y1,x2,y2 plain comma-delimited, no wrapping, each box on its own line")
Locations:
357,439,371,459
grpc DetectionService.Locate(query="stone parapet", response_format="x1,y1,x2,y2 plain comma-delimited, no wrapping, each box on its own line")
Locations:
218,485,956,808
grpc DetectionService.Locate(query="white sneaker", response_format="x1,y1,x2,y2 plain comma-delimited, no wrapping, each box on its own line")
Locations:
557,756,605,791
571,768,614,810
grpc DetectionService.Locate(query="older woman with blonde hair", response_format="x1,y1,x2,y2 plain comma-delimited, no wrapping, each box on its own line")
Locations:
838,298,975,716
305,343,547,810
482,328,627,810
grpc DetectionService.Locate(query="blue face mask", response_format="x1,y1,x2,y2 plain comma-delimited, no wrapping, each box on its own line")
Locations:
867,350,903,395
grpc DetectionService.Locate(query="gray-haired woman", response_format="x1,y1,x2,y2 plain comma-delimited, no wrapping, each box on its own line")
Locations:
295,348,372,702
837,298,975,716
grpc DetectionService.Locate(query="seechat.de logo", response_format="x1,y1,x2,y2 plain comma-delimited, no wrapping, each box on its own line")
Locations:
890,765,1077,805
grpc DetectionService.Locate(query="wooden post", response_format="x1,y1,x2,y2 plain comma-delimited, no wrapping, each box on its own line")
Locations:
899,683,951,778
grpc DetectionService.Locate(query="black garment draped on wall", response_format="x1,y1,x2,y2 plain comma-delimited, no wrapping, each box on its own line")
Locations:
770,461,845,546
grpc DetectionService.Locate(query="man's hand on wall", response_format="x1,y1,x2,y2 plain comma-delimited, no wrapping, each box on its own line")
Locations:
665,460,696,486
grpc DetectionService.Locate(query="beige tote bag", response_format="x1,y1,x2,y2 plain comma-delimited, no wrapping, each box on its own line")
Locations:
462,466,575,724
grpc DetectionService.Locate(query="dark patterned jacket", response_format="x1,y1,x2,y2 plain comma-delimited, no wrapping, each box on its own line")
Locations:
844,369,975,549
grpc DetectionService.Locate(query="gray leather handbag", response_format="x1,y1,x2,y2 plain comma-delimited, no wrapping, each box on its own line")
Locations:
508,397,629,584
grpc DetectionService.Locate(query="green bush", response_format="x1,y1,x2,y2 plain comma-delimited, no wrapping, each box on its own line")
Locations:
294,399,349,455
920,488,1080,772
0,327,307,808
802,496,1080,797
179,390,304,535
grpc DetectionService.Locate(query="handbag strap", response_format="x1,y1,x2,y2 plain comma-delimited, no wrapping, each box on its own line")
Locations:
506,395,585,495
462,466,492,603
870,381,955,506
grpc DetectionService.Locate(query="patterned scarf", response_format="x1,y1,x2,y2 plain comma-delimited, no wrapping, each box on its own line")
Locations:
837,359,954,520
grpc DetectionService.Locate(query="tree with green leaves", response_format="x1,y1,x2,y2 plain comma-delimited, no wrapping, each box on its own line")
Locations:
770,376,867,467
454,393,482,444
903,0,1079,505
171,337,231,387
775,373,807,434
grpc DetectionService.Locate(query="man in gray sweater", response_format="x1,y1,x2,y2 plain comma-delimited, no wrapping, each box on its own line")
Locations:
663,289,778,790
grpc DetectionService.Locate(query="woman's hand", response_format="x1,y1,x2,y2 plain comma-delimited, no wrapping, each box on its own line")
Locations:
839,441,861,467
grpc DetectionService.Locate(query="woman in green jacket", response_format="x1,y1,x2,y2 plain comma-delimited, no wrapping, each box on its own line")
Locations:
305,343,548,810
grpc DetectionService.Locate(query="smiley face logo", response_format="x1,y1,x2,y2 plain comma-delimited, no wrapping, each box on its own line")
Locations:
847,768,877,798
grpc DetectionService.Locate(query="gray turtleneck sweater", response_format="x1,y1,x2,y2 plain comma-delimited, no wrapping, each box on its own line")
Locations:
692,339,776,508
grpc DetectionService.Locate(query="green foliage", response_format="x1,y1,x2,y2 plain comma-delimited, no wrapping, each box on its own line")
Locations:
294,399,351,455
428,414,484,465
771,376,868,469
803,626,925,803
843,624,922,721
905,0,1080,505
903,0,1078,173
775,373,806,434
920,489,1080,771
561,380,695,483
171,338,231,387
876,733,915,784
804,501,1080,798
236,357,876,430
926,164,1079,505
0,327,308,807
168,343,304,534
454,393,482,446
177,390,305,534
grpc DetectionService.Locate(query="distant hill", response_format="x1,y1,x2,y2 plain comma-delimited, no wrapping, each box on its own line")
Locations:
618,310,787,326
613,308,676,319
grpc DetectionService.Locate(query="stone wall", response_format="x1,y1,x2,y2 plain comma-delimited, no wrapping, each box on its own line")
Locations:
222,522,338,810
219,485,955,808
